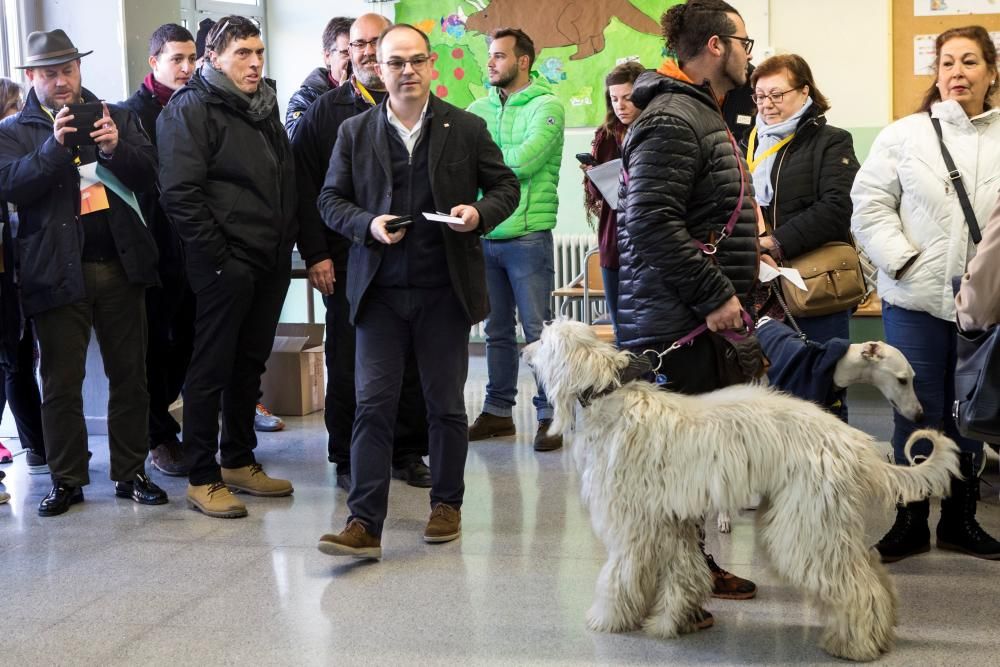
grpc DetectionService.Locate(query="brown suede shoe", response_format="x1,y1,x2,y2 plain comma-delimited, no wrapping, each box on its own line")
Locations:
468,413,516,441
187,481,247,519
150,441,190,477
706,553,757,599
317,519,382,559
221,463,293,497
533,419,563,452
424,503,461,543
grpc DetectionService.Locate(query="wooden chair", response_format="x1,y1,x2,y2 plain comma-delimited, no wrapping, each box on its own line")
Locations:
552,248,604,324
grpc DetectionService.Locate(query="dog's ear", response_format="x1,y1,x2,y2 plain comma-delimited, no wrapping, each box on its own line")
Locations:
861,341,885,361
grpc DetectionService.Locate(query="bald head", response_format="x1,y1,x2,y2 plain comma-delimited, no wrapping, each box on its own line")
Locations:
350,13,391,89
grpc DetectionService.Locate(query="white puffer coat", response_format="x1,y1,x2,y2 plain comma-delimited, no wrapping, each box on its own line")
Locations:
851,99,1000,321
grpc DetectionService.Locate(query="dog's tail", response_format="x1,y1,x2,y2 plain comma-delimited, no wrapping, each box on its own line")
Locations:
876,429,961,504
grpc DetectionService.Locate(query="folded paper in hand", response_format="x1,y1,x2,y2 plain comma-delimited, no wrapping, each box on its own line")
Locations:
585,159,622,210
758,261,807,291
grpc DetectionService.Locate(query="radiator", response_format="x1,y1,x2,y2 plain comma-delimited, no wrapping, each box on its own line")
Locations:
470,233,598,341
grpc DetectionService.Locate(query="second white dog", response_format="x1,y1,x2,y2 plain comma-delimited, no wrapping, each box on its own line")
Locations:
523,320,960,662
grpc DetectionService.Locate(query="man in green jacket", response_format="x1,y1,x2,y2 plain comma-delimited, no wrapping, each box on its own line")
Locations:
467,28,565,451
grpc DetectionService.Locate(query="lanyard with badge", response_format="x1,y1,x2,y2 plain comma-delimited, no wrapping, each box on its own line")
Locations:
746,126,795,174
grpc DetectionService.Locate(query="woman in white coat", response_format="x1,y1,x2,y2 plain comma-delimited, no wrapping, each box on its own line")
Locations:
852,25,1000,562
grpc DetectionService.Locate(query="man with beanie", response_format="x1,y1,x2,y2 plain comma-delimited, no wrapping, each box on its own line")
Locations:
121,23,197,477
0,29,167,516
157,15,296,518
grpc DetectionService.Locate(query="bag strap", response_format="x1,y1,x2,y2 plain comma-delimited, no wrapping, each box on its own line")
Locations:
930,114,982,245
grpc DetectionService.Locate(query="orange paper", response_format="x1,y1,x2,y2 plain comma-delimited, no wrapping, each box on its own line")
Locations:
80,182,110,216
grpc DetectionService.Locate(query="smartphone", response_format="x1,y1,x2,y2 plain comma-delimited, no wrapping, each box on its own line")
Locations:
65,102,104,147
575,152,598,166
384,215,413,232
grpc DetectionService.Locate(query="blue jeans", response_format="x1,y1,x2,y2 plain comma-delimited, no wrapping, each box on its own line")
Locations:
882,303,982,465
601,266,620,341
798,309,850,344
481,231,554,421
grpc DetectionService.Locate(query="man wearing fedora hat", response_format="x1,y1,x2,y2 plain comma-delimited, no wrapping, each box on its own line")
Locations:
0,29,168,516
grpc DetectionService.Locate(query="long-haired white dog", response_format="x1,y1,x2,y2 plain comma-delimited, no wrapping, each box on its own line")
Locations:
522,320,961,662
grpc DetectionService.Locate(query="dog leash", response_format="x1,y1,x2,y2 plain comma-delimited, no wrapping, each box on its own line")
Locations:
641,310,756,374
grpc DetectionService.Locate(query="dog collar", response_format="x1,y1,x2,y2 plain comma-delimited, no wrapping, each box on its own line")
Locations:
578,355,654,407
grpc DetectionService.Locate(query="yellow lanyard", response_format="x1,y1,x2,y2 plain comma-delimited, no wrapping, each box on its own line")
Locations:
747,126,795,174
353,78,377,107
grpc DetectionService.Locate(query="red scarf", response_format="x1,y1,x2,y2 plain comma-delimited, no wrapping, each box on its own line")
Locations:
143,73,175,107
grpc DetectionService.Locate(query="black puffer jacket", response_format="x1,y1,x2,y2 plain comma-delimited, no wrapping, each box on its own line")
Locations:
157,70,297,293
747,108,859,259
616,71,759,348
284,67,334,141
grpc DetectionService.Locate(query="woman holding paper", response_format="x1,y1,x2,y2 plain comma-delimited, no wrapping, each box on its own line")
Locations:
747,54,860,344
852,26,1000,562
583,60,644,337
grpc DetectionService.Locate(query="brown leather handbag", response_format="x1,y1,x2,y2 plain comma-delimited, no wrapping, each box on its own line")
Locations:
781,241,867,318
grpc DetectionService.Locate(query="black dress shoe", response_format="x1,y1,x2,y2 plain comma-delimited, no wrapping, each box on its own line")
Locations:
115,472,169,505
391,459,432,488
38,483,84,517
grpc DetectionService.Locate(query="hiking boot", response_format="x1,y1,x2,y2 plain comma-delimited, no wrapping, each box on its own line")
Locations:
0,491,9,505
468,413,515,441
876,499,930,563
254,403,285,432
26,449,49,475
424,503,461,543
221,463,293,497
317,519,382,559
0,441,12,464
706,553,757,599
391,458,432,488
186,481,247,518
533,419,563,452
937,452,1000,560
150,441,189,476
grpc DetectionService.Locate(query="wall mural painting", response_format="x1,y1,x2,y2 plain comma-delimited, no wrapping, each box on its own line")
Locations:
396,0,678,127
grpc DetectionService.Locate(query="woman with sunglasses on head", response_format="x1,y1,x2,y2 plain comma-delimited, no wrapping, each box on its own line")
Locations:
748,54,860,350
853,26,1000,562
583,61,645,338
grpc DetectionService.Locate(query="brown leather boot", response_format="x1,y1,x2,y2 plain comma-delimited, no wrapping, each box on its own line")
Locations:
424,503,462,543
187,481,247,519
221,463,293,497
706,553,757,599
533,419,563,452
468,413,516,441
318,519,382,559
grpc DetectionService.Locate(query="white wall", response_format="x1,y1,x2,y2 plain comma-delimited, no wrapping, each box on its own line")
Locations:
266,0,392,117
766,0,892,129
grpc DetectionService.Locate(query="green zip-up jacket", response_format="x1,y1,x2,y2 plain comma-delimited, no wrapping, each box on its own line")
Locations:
467,76,565,239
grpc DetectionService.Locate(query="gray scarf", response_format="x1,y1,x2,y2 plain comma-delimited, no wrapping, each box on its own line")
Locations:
201,63,276,122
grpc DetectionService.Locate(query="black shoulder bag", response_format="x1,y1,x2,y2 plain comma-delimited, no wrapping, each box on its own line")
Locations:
932,114,1000,439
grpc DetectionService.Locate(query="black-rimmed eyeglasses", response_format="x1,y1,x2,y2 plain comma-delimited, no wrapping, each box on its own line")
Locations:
349,38,379,51
719,35,754,55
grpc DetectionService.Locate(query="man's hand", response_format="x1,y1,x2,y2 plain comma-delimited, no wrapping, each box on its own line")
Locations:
447,204,480,232
307,259,336,295
91,102,119,156
705,294,744,332
370,213,407,244
53,106,77,146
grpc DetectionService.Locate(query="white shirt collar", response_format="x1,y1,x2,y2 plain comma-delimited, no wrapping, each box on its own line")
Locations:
386,98,430,146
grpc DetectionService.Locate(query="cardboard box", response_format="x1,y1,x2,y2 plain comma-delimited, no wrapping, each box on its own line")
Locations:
259,323,326,416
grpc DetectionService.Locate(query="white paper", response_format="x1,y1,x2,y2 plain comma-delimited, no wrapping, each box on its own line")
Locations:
758,261,808,292
585,159,622,210
914,34,937,75
915,0,1000,16
423,211,465,224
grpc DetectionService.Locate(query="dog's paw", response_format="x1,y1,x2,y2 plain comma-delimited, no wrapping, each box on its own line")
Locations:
586,604,637,634
716,511,732,534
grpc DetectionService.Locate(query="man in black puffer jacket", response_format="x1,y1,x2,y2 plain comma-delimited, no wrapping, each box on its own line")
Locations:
616,0,761,615
158,16,297,519
284,16,353,141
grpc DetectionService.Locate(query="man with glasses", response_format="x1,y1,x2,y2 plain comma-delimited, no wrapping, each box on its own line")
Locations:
292,13,431,493
316,24,519,559
615,0,762,623
285,15,353,141
157,15,296,518
466,28,566,453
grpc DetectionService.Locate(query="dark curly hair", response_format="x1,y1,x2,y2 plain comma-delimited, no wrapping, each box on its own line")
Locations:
661,0,740,67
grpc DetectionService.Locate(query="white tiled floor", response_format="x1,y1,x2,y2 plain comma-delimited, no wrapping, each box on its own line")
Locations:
1,358,998,665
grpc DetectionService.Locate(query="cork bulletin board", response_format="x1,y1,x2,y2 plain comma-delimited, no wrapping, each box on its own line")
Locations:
893,0,1000,118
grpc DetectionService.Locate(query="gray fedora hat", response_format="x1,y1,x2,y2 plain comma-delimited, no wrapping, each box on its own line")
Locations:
17,29,93,68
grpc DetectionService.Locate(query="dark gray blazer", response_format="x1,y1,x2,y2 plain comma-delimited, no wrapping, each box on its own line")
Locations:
318,93,519,325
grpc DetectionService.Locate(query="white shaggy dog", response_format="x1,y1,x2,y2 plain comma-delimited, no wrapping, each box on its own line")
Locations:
522,320,961,662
